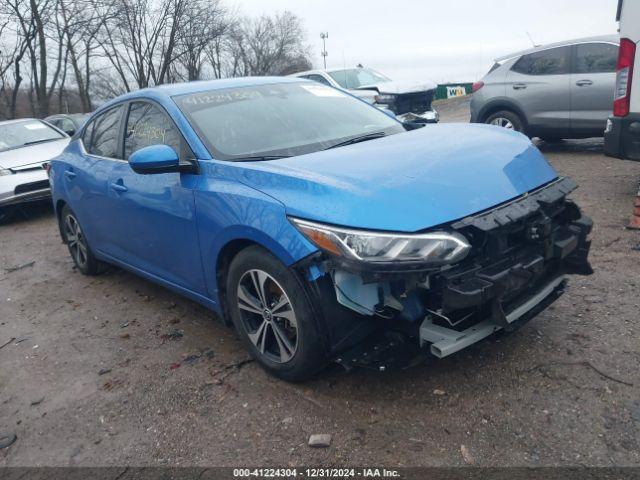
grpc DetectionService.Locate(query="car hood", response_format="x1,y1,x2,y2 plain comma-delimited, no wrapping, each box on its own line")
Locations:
220,124,558,232
0,138,69,169
356,79,437,95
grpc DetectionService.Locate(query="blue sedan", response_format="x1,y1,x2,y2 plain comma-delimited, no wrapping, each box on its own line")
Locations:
49,77,592,381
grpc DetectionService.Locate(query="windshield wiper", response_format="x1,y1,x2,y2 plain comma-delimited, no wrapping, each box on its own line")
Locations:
323,132,387,150
232,155,292,162
22,138,58,146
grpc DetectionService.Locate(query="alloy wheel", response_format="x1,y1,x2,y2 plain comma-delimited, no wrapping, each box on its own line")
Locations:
64,213,88,268
237,269,298,363
489,117,514,129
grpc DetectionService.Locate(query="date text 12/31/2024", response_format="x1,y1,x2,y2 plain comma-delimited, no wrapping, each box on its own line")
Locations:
233,468,401,478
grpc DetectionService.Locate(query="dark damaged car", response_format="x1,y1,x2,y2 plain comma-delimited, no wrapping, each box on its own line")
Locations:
48,78,592,381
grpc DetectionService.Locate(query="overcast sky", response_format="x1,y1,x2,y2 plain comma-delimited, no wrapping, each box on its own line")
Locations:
230,0,619,84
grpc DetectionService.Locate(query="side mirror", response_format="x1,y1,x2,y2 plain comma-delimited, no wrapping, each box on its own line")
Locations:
63,128,76,136
128,144,180,174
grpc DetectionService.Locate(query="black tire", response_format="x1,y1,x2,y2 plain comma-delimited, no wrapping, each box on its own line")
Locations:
0,206,16,225
226,245,327,382
59,205,103,275
485,110,525,133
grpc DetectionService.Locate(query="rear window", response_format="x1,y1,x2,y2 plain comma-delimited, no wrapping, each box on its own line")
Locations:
511,46,571,75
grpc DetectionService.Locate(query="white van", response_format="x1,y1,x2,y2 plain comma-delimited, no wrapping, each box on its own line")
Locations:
604,0,640,160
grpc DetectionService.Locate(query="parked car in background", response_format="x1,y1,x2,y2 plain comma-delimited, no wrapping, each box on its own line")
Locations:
291,67,439,124
0,119,69,223
605,0,640,160
44,113,90,137
471,35,619,141
49,77,592,381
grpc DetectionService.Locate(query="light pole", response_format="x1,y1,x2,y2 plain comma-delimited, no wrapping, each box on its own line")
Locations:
320,32,328,69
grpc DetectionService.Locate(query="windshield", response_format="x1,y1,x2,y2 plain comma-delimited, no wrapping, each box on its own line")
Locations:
327,68,392,89
0,120,65,153
174,82,404,160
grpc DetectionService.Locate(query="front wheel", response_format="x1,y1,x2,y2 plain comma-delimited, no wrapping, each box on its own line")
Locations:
0,206,16,225
485,110,525,133
227,246,327,382
59,205,104,275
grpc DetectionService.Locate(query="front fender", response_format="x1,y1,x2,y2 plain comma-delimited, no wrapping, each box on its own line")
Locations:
194,173,318,307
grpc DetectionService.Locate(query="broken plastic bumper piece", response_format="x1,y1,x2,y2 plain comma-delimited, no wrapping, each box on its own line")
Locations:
420,275,566,358
417,177,592,358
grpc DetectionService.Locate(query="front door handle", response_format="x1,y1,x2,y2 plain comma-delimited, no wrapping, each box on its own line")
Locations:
512,83,527,90
64,170,76,180
576,79,593,87
109,181,128,193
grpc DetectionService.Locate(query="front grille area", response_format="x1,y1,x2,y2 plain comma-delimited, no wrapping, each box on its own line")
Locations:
392,91,434,115
15,180,50,195
424,178,592,330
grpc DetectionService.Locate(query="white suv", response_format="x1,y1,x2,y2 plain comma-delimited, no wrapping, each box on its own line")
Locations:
604,0,640,160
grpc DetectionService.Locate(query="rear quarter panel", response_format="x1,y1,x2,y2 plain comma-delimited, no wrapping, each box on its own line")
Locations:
50,141,111,249
470,59,513,121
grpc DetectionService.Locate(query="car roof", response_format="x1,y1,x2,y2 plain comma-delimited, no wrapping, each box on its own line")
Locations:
292,67,377,77
494,34,620,62
100,76,306,107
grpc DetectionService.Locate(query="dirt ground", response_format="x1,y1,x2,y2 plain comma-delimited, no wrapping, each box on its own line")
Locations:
1,97,640,468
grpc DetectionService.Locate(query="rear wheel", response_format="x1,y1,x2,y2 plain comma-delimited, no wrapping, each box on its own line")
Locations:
60,205,103,275
485,110,525,133
227,245,326,382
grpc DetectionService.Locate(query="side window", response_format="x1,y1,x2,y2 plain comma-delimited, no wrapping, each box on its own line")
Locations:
82,119,95,151
512,46,570,75
306,74,332,87
89,106,124,158
574,43,618,74
60,118,75,133
124,102,184,159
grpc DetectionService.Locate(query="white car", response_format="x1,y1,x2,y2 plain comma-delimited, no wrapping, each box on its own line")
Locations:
291,67,439,124
0,119,69,223
604,0,640,160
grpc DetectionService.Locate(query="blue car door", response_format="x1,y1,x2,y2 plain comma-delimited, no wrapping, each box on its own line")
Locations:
67,105,126,253
103,100,206,294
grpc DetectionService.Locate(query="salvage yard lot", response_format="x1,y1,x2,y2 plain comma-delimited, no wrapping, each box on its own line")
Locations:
1,97,640,467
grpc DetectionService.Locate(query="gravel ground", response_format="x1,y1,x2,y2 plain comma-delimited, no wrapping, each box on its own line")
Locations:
1,97,640,467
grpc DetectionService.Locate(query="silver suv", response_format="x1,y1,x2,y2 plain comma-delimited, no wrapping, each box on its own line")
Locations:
470,35,619,140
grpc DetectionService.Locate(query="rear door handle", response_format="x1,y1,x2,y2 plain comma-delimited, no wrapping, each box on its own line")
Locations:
109,181,128,193
512,83,527,90
64,170,76,180
576,79,593,87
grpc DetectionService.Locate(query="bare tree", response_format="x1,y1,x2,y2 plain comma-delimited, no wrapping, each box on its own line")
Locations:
99,0,191,90
0,1,313,117
56,0,112,112
3,0,66,116
231,11,311,76
176,0,228,81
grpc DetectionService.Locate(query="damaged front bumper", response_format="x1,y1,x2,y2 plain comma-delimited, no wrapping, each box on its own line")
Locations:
298,177,592,368
377,105,439,124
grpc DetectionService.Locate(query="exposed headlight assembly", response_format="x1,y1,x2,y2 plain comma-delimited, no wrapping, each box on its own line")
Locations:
290,218,470,267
